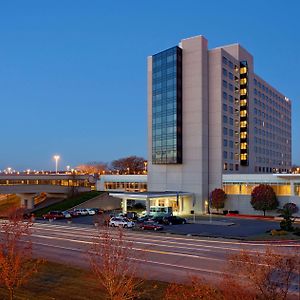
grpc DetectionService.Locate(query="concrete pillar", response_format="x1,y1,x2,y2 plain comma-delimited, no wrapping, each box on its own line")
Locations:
17,194,35,209
290,181,295,196
146,198,150,215
122,198,127,214
178,196,182,213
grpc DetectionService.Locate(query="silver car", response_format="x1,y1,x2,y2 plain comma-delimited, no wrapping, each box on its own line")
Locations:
109,217,135,228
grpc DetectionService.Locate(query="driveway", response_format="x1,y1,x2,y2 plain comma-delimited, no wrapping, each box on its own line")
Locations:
36,214,281,239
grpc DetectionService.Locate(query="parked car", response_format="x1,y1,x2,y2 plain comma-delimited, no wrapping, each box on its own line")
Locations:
42,211,66,220
139,221,163,231
151,216,166,224
109,217,135,228
136,215,152,223
90,208,103,214
62,211,72,219
86,208,96,216
163,216,187,225
68,210,80,218
74,209,89,216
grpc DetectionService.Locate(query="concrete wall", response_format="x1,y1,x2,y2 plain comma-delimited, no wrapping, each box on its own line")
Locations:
208,48,223,192
223,194,300,217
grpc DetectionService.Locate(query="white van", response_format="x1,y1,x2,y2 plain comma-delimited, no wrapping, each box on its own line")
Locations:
142,206,173,217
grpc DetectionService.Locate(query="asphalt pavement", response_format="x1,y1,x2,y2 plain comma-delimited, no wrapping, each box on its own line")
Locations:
37,214,281,239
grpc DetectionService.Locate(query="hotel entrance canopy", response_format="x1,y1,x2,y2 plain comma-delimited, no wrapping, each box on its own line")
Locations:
109,191,194,214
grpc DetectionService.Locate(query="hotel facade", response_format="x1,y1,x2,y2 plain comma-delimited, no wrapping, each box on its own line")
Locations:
147,35,292,214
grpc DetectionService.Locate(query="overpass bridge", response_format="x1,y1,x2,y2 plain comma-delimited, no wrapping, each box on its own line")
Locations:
0,173,96,209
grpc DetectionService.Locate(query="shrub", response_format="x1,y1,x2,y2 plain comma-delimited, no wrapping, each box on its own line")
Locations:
278,202,298,232
283,202,298,215
280,219,294,232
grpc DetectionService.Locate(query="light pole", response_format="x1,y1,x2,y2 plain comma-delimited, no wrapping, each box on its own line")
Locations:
53,155,60,174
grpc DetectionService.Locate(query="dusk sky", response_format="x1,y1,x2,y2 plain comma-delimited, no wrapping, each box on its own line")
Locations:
1,1,299,171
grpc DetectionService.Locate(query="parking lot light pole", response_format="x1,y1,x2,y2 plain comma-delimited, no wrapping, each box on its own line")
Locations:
53,155,60,174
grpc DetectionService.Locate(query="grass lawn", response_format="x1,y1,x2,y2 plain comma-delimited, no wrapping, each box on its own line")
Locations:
33,191,103,217
0,261,167,300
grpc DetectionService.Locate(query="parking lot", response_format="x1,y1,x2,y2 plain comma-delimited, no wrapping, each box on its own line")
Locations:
36,214,282,239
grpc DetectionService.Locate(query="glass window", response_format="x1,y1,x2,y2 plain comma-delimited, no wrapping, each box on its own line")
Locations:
152,46,182,164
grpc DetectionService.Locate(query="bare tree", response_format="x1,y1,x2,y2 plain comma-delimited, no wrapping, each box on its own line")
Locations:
88,226,143,300
76,161,108,174
0,208,41,300
227,246,300,300
111,156,146,174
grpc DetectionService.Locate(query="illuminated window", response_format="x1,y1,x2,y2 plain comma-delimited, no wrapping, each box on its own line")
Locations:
240,67,247,74
241,153,247,160
240,88,247,96
240,99,247,106
240,132,247,139
241,142,247,150
240,78,247,85
240,121,247,128
240,110,247,117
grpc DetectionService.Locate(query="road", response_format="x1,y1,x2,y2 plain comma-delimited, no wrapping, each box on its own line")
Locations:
30,222,300,287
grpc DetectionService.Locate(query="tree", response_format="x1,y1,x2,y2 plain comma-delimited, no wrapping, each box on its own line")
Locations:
111,156,146,174
76,161,108,174
0,208,41,300
227,246,300,300
88,227,143,300
210,188,226,212
251,184,278,216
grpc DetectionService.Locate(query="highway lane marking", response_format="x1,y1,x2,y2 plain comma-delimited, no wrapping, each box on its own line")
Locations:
31,229,213,254
33,222,300,248
31,241,224,276
31,233,225,262
31,227,254,253
31,227,297,255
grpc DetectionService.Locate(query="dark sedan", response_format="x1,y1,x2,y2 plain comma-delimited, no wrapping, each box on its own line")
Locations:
163,216,187,225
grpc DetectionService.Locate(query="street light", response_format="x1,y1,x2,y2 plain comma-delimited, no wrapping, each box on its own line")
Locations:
53,155,60,174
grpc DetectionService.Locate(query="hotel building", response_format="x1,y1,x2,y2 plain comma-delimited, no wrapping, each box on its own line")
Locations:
147,35,292,214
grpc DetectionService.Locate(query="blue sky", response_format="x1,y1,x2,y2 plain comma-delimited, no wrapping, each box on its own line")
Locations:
0,0,299,170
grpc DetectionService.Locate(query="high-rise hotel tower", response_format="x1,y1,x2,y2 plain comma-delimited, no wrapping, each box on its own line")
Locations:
147,35,291,212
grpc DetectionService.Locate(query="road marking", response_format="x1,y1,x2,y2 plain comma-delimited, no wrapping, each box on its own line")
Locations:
31,233,225,262
31,241,224,276
31,226,298,255
32,222,300,248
